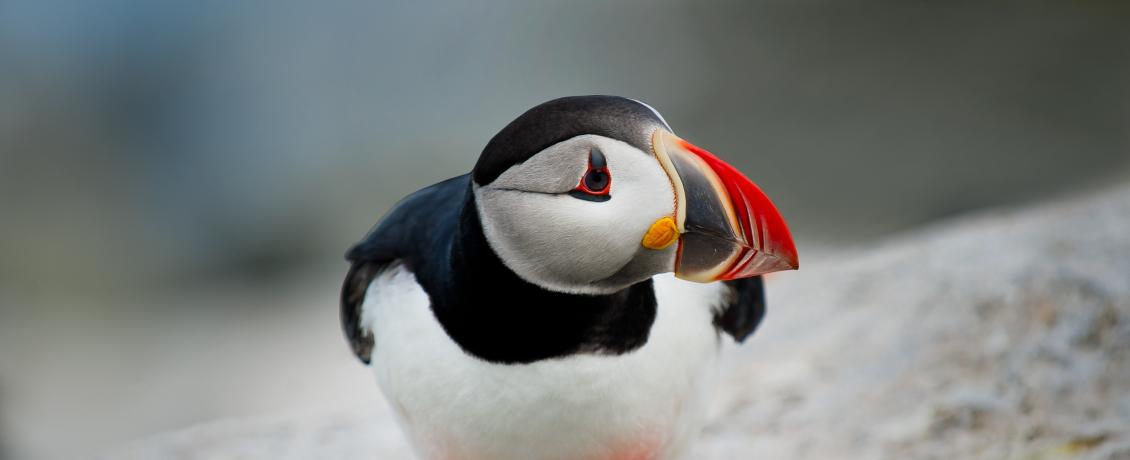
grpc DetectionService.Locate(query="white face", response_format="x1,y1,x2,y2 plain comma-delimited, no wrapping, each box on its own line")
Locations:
474,134,678,294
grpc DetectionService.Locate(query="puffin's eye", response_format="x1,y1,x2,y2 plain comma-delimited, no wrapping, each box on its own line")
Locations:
569,148,612,202
584,169,609,192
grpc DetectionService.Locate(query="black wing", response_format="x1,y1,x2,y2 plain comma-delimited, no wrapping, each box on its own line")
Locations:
340,260,385,363
340,175,470,363
716,276,766,342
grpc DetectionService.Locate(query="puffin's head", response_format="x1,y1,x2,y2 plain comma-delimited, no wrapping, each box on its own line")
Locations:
471,96,798,295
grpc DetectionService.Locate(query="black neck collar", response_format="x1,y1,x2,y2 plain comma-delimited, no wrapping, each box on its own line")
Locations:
423,188,657,364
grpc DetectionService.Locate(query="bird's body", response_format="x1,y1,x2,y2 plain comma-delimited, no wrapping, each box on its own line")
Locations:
366,265,723,460
341,97,796,460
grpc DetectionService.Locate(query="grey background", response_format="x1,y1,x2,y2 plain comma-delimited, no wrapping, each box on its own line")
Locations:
1,1,1127,459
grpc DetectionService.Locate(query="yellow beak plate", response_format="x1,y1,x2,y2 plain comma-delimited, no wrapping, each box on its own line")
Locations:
641,217,680,250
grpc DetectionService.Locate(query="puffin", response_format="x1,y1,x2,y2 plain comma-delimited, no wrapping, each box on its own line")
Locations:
341,96,798,460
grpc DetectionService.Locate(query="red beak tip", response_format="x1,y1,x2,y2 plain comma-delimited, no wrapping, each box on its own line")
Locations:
669,133,801,280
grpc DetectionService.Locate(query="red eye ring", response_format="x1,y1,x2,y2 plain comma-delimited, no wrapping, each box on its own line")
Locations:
568,148,611,202
575,149,610,195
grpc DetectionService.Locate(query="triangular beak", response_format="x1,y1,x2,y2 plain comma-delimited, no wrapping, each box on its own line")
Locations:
652,129,799,282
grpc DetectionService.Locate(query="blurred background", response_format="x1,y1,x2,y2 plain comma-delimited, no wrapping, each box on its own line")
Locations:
0,1,1128,459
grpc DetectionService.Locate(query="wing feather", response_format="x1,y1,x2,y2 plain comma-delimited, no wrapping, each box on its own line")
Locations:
716,276,766,342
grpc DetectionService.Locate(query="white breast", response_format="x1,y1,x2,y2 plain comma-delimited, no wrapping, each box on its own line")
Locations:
361,266,727,460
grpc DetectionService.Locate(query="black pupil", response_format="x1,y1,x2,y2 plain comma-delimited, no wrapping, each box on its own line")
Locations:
584,169,608,191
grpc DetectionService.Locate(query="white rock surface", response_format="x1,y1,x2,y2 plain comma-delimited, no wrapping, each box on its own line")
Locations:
107,184,1130,460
